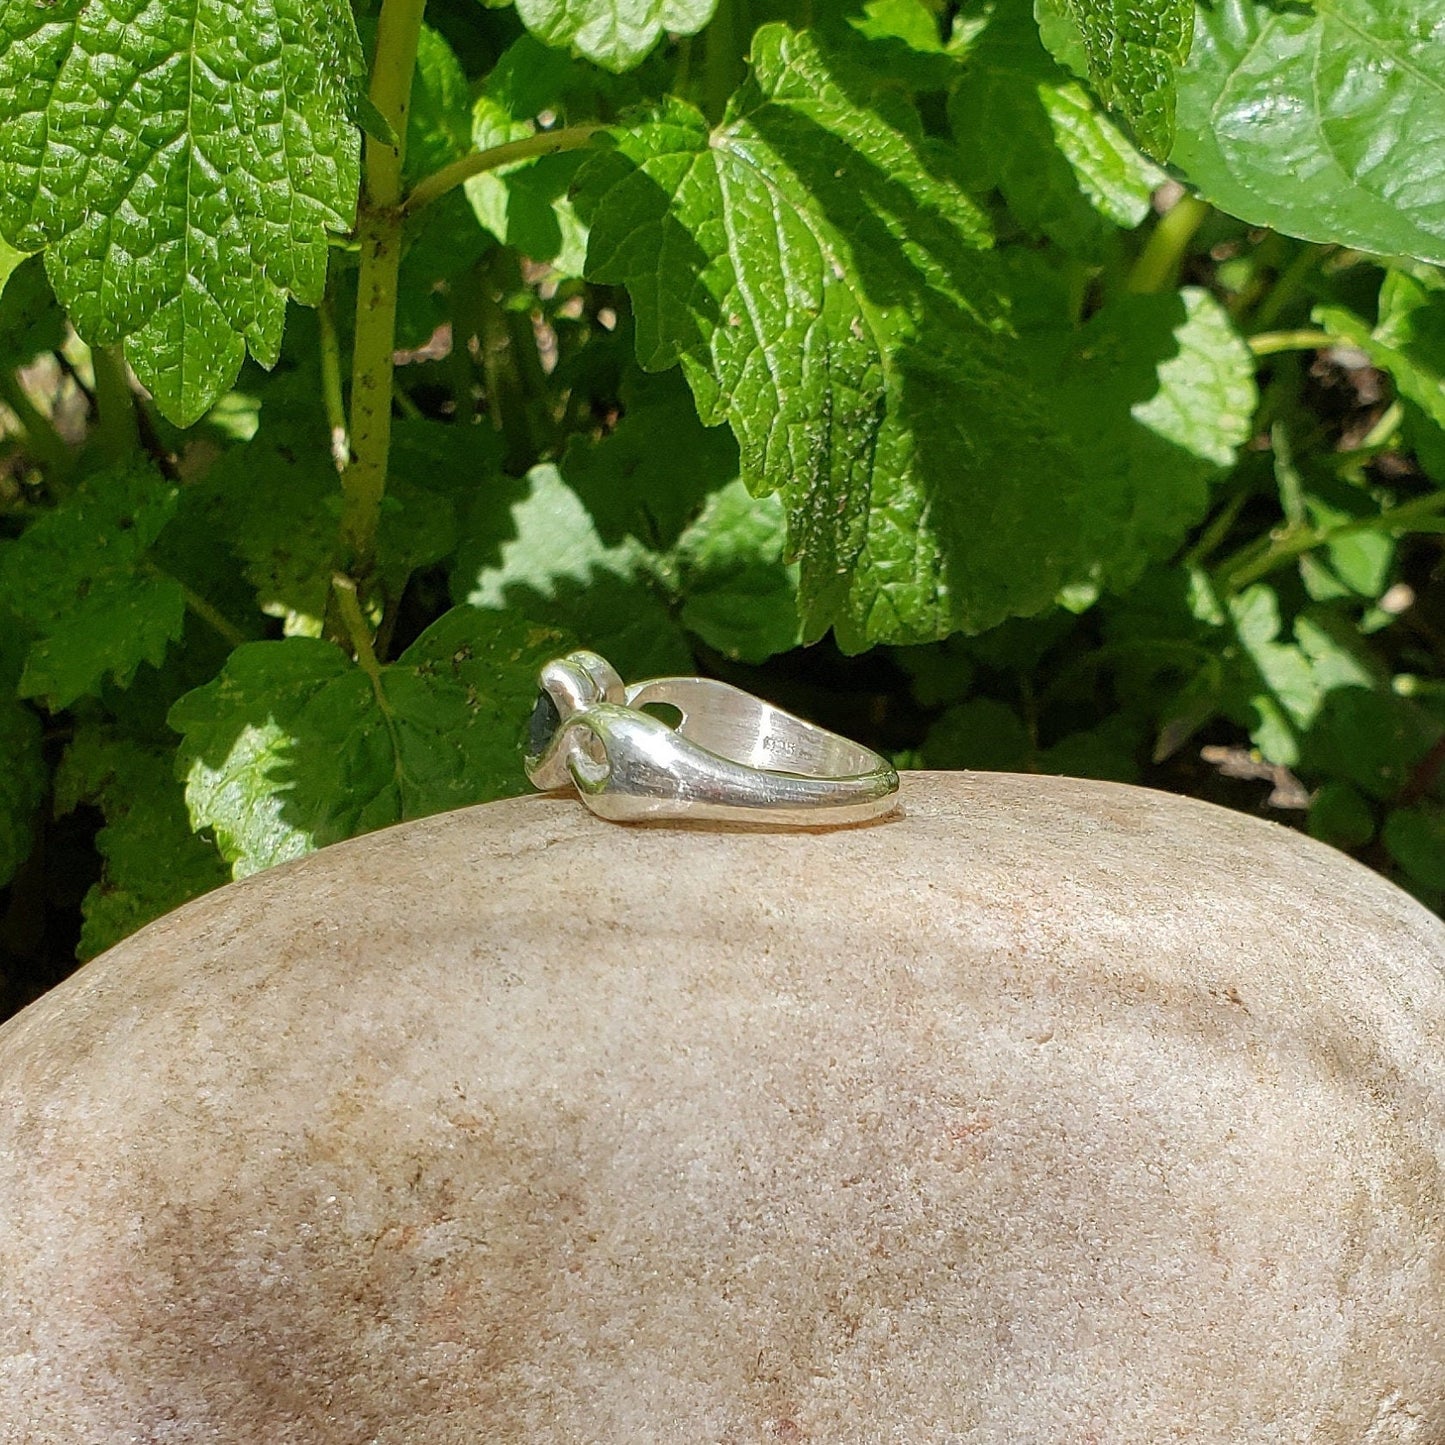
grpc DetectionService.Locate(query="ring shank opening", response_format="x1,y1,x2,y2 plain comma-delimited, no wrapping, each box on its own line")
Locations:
626,678,881,778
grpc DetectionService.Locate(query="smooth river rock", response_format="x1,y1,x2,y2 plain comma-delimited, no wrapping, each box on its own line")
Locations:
2,772,1444,1443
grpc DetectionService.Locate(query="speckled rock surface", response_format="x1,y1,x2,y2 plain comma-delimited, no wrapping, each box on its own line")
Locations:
2,772,1444,1443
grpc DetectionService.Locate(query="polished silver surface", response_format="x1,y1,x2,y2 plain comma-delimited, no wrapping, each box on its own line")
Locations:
524,651,900,827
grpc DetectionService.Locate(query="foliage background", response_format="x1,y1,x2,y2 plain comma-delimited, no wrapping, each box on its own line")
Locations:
1,0,1443,1022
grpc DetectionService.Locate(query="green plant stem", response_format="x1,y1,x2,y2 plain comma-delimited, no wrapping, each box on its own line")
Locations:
1181,485,1251,569
1248,328,1336,357
90,346,139,463
471,266,534,474
1218,490,1445,592
1251,243,1328,330
703,0,743,123
1359,400,1404,450
1127,194,1209,295
392,379,423,420
140,560,249,648
365,0,426,215
176,580,250,649
402,126,604,217
0,374,71,476
317,275,350,473
332,572,383,686
341,203,402,572
334,571,406,771
337,0,427,581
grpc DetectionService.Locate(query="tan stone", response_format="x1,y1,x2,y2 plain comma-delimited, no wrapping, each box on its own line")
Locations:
2,772,1444,1443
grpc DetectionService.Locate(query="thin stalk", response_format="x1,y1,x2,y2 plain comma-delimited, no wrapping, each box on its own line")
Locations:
1180,485,1252,569
141,559,249,648
365,0,426,215
1359,400,1404,451
402,126,603,217
703,0,742,123
1127,194,1209,295
176,580,250,649
392,379,423,420
1251,243,1328,330
474,271,534,474
492,246,556,454
337,0,427,582
90,346,139,463
674,34,694,96
334,571,406,789
1218,490,1445,593
338,206,401,573
1271,421,1305,527
1249,328,1336,358
332,572,384,687
317,273,351,472
1224,231,1286,319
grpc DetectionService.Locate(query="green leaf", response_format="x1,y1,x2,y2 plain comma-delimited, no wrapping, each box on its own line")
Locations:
0,0,364,424
1225,585,1316,765
1039,713,1144,783
575,24,1005,638
851,0,947,54
1304,688,1442,801
0,695,44,888
1308,780,1376,850
204,416,460,635
579,26,1034,642
1118,287,1258,469
405,24,474,184
0,462,186,708
465,37,599,274
356,95,400,149
1299,481,1397,603
843,0,961,92
1034,0,1090,77
1383,804,1445,890
1033,286,1257,595
1219,589,1378,767
54,729,229,959
0,252,64,367
509,369,799,663
674,481,802,663
952,4,1164,250
170,610,567,878
1173,0,1445,264
580,27,1251,647
466,130,589,276
0,233,23,290
561,368,739,551
921,697,1032,772
1049,0,1193,158
451,462,694,678
514,0,718,72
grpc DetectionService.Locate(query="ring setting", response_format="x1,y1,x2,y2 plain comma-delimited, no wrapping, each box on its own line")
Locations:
523,651,900,827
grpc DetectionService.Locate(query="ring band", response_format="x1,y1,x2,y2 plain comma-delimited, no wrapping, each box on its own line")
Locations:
523,651,900,827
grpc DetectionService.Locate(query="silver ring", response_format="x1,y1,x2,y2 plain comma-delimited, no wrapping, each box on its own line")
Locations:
523,651,901,827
